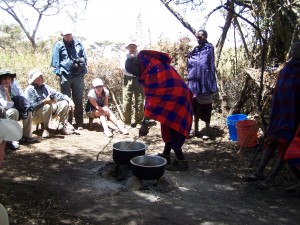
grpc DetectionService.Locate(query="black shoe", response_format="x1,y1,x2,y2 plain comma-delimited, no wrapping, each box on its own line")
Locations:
256,178,277,190
130,123,137,128
20,136,37,143
165,160,189,171
244,172,265,182
157,153,171,165
5,141,20,150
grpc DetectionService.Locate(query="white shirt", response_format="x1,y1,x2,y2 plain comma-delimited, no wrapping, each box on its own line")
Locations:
0,80,24,109
87,88,109,107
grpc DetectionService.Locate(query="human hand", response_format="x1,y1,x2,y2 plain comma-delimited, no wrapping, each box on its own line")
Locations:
139,124,149,136
102,106,110,115
68,99,75,110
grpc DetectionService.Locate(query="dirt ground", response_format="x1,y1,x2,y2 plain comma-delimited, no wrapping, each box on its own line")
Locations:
1,117,300,225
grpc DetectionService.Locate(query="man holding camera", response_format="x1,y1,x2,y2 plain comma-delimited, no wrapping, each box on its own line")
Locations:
24,69,75,138
51,29,87,130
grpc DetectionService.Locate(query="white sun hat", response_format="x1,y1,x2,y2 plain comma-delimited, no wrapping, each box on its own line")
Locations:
28,69,43,85
61,28,73,36
0,119,22,143
126,40,138,48
92,78,104,87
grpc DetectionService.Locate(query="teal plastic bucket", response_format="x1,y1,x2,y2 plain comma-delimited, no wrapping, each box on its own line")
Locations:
227,114,247,141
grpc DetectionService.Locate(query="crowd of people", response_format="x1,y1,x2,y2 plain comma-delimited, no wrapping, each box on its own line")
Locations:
1,28,300,190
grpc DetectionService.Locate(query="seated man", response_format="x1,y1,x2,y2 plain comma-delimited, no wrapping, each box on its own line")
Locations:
0,118,23,224
86,78,128,137
0,69,36,149
24,69,75,138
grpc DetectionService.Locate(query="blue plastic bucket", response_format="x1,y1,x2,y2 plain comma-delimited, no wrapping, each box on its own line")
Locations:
227,114,247,141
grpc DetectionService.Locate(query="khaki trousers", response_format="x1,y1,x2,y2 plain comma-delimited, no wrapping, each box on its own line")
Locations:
122,76,144,124
6,108,33,138
32,100,69,129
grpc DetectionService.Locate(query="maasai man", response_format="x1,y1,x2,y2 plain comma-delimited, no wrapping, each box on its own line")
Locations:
187,29,218,139
125,50,193,171
284,123,300,197
245,41,300,189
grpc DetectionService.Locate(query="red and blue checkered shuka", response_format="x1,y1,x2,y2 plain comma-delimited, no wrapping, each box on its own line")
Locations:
137,50,193,138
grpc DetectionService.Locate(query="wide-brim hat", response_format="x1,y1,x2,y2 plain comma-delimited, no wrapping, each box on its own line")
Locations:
126,40,138,49
0,69,16,78
61,28,73,36
92,78,104,87
28,69,43,85
0,119,22,143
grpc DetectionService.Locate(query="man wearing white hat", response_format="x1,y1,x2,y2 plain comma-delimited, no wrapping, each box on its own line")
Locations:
51,29,87,130
119,40,144,128
0,118,22,225
24,69,75,138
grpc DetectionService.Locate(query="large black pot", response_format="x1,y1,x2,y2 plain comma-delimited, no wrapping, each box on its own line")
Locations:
112,141,146,165
130,155,167,180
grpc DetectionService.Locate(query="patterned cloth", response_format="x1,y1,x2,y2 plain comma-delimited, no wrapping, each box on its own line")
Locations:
137,50,193,138
285,124,300,162
265,60,300,159
187,42,218,96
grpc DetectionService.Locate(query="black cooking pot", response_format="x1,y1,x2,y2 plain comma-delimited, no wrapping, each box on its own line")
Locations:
130,155,167,180
112,141,146,165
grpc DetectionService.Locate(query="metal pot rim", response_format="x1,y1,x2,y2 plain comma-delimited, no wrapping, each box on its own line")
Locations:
130,155,167,168
113,141,147,152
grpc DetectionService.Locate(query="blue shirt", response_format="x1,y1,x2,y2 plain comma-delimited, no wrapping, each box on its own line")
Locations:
24,83,71,110
51,38,87,77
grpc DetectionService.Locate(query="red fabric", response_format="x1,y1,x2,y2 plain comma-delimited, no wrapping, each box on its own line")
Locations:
285,124,300,160
137,50,193,138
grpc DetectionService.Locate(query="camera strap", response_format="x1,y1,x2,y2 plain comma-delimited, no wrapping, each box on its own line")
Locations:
63,40,78,60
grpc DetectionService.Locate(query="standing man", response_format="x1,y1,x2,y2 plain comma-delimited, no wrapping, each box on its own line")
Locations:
245,41,300,190
120,40,144,128
51,29,87,130
187,29,218,139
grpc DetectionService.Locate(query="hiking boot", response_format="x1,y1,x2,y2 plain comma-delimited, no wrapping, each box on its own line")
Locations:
202,135,209,140
66,122,75,131
165,160,189,171
130,123,137,128
62,125,73,135
104,130,113,138
20,136,37,143
244,172,265,182
256,178,277,190
157,153,171,165
118,127,129,135
42,129,50,138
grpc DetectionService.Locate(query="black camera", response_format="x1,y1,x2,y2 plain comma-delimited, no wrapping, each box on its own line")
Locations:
71,58,85,75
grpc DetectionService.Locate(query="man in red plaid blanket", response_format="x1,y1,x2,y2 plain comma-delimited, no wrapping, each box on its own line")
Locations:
125,50,193,171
